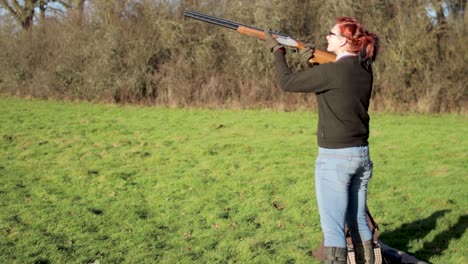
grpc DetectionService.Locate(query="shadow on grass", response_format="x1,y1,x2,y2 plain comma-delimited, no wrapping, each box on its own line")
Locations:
379,210,467,262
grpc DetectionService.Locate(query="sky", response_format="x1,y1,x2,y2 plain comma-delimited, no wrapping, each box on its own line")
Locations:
0,1,455,28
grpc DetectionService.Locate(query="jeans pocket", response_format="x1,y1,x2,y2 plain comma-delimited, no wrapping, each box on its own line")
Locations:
362,160,374,180
315,157,326,169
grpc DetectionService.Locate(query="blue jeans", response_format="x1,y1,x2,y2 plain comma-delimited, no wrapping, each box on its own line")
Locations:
315,146,373,248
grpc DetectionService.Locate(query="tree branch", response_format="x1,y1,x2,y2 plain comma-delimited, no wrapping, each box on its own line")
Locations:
0,0,18,17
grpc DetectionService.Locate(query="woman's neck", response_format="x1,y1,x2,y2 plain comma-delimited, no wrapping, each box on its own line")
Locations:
336,51,357,61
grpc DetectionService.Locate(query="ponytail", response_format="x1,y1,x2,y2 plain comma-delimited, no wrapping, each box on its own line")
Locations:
336,17,380,62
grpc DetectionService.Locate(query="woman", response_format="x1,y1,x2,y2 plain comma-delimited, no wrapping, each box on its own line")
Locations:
264,17,379,264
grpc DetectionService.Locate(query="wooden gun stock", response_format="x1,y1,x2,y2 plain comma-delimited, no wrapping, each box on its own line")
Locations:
184,10,336,65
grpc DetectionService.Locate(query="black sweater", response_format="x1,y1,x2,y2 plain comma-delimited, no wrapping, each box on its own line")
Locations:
273,51,373,149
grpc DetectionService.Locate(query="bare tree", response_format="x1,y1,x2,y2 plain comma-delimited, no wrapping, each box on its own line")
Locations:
466,2,468,31
94,0,128,25
0,0,39,30
52,0,85,24
444,0,466,21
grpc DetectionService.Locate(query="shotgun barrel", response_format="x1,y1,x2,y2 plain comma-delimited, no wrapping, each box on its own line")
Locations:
184,9,336,64
184,9,289,37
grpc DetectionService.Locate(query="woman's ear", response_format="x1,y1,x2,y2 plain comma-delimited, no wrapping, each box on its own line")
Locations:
339,37,348,48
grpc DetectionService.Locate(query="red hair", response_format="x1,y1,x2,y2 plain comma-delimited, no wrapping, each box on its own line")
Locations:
336,17,379,62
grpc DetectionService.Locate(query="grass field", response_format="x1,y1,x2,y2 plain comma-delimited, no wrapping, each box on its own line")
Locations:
0,97,466,264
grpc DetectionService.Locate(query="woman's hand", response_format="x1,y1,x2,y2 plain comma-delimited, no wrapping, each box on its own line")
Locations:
263,30,284,53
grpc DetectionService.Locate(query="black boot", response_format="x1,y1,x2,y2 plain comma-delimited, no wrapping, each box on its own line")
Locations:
324,247,347,264
354,240,375,264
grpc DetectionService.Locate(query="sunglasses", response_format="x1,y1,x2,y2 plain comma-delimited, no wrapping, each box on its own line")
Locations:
327,31,340,37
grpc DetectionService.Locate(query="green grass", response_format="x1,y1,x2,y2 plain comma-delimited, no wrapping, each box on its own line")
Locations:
0,97,466,264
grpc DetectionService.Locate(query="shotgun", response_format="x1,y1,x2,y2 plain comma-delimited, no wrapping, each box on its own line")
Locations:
184,9,336,65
